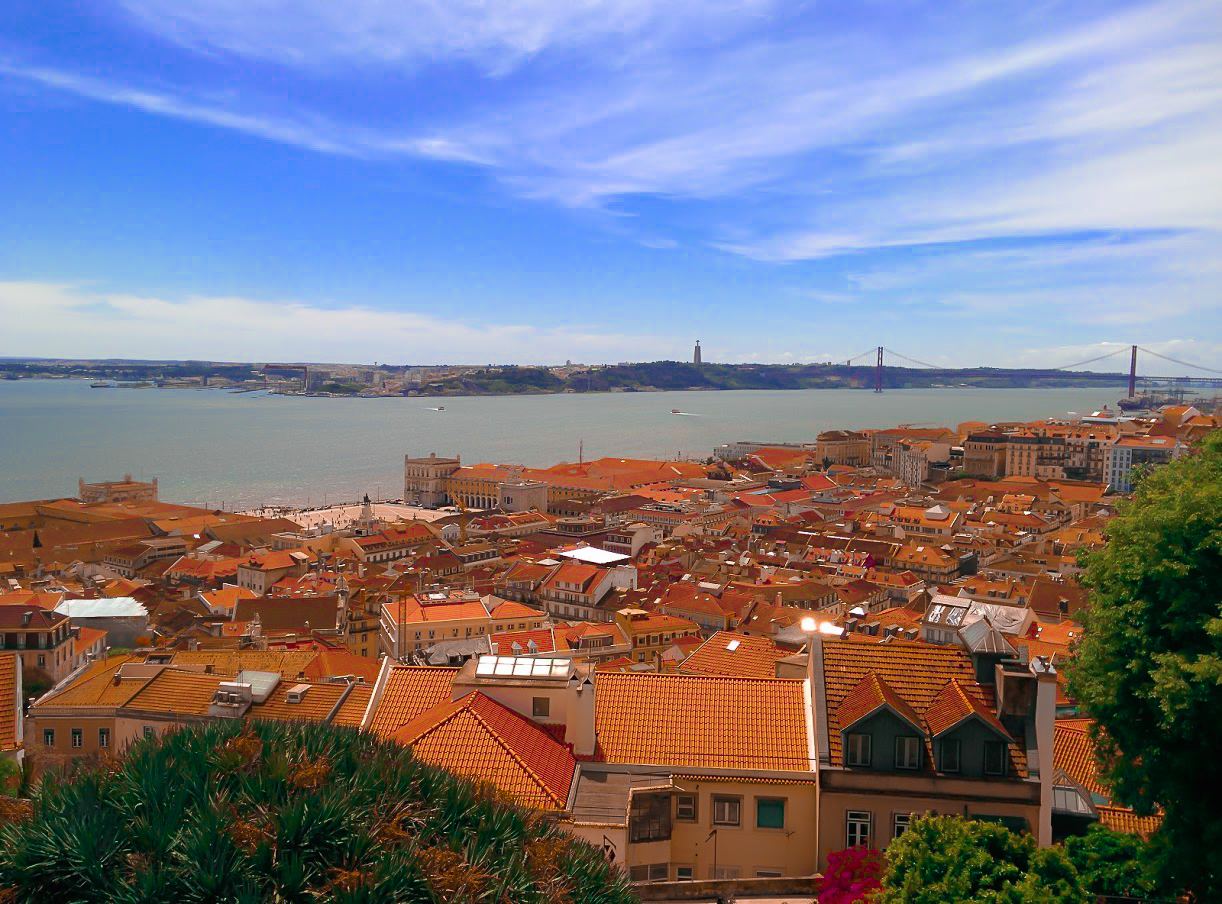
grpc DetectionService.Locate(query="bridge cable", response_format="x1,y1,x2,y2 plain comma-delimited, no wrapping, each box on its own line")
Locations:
1136,346,1222,377
843,347,879,366
1051,347,1132,371
882,348,941,369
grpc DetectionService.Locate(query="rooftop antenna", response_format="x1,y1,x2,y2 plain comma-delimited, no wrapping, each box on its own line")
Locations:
579,439,584,463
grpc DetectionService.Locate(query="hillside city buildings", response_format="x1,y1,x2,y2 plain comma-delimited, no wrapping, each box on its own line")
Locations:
1,400,1210,894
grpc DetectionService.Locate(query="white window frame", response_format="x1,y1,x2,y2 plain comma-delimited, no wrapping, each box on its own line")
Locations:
846,810,872,848
712,795,741,826
893,812,912,839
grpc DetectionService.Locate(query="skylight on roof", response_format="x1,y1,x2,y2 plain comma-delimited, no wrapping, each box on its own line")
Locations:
726,639,741,652
475,655,571,680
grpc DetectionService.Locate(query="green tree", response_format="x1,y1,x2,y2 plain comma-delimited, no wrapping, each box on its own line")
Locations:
877,815,1085,904
1067,430,1222,900
1064,824,1168,899
0,721,633,903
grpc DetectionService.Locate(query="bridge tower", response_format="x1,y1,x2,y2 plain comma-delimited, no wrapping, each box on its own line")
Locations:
875,346,884,393
1128,345,1138,399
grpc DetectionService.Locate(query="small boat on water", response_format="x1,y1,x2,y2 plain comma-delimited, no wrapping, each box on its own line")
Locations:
671,408,681,414
90,382,112,388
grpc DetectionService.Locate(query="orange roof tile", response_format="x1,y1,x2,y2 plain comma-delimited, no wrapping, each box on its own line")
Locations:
390,691,576,810
250,682,349,723
33,655,144,709
821,636,1027,776
330,683,373,728
595,672,810,772
1097,806,1161,838
678,632,787,679
0,655,18,750
837,673,923,732
924,679,1010,739
367,666,459,736
124,670,228,716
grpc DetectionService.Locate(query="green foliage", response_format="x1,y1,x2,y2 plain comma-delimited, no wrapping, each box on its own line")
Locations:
0,721,633,903
1064,824,1169,899
877,815,1085,904
1067,430,1222,900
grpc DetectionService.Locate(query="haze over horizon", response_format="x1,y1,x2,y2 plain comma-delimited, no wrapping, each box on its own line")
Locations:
2,0,1221,368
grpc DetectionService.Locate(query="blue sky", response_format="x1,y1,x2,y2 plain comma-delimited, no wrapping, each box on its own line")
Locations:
1,0,1220,368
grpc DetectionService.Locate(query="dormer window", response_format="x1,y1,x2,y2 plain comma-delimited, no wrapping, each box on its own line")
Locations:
846,733,872,767
984,741,1007,776
939,738,961,773
895,736,921,770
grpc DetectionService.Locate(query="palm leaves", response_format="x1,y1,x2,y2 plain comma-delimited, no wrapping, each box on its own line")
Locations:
0,722,634,903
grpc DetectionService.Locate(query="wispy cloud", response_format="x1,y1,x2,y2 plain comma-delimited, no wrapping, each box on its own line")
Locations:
1,0,1220,351
0,282,672,363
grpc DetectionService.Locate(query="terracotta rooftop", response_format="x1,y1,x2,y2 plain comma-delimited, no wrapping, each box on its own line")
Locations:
837,673,923,732
125,670,233,717
331,683,373,727
924,679,1010,739
679,631,787,679
595,672,810,772
366,665,459,736
390,691,576,810
0,655,18,751
821,636,1027,777
250,681,350,723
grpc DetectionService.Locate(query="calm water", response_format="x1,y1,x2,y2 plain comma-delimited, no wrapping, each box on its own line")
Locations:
0,379,1128,508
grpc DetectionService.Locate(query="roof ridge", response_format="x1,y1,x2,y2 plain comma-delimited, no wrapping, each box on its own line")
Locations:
464,696,566,808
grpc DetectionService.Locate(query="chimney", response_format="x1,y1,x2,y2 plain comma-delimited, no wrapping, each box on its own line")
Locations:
564,668,597,757
1030,656,1057,847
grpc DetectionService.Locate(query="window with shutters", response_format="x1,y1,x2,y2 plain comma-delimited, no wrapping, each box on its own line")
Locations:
756,798,785,829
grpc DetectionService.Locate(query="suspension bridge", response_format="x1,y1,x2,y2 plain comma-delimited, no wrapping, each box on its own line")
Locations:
839,345,1222,396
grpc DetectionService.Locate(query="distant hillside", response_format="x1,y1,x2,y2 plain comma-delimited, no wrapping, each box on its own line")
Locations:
420,361,1130,395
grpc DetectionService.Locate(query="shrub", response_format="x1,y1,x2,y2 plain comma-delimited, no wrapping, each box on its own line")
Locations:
0,720,633,903
816,845,883,903
877,814,1085,904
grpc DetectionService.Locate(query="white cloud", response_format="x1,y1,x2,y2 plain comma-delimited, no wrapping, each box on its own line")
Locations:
113,0,769,72
0,282,672,364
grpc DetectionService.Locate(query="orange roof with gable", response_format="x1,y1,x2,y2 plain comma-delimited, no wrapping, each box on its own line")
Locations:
366,665,459,736
821,636,1027,776
390,691,576,810
923,679,1010,738
595,672,810,771
837,673,923,731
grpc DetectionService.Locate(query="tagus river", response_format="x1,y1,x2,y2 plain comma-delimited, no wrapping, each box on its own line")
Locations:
0,379,1129,509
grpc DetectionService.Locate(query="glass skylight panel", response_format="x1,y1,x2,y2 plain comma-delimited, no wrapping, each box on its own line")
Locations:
494,658,516,676
475,658,495,676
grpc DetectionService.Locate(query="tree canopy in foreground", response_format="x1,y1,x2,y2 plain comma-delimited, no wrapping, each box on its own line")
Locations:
0,721,633,903
1068,430,1222,900
876,815,1083,903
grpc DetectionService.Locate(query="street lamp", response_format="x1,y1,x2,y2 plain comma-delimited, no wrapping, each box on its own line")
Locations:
800,616,841,877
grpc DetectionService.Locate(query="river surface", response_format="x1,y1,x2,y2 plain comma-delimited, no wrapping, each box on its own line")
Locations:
0,379,1129,508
